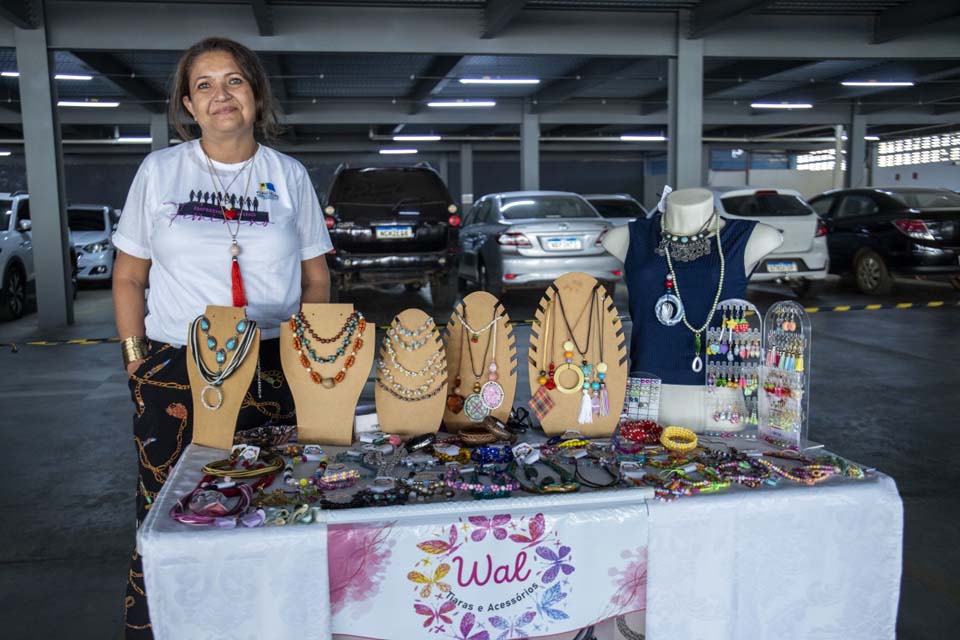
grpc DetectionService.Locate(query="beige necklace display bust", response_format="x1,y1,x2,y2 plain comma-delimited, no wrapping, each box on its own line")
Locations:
602,188,782,430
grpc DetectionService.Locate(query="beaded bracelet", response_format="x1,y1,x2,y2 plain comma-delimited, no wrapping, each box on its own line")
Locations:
445,467,518,499
618,419,663,445
433,446,471,465
660,426,698,454
470,445,514,465
557,438,591,449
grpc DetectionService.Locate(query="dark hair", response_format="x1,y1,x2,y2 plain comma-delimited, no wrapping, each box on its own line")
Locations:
168,37,282,142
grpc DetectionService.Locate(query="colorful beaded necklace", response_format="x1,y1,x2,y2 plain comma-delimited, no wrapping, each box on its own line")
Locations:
289,311,366,388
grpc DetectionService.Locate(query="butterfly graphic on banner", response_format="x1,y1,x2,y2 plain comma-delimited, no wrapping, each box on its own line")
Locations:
536,583,570,622
488,611,537,640
509,513,546,548
536,545,575,584
407,563,452,598
469,514,511,542
417,524,463,558
452,612,490,640
414,601,456,629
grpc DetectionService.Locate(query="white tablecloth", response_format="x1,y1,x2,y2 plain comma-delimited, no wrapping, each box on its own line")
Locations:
138,443,902,640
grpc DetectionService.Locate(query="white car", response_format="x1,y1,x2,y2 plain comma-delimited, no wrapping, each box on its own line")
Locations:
582,194,649,226
0,192,34,319
69,204,118,283
710,187,829,297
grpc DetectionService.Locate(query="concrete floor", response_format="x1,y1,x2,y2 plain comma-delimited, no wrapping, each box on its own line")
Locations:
0,277,958,639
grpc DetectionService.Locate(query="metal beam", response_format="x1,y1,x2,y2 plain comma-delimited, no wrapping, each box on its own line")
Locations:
873,0,960,44
70,51,166,114
15,18,73,327
408,55,463,115
859,78,960,114
531,58,639,113
689,0,777,39
482,0,528,39
250,0,273,37
0,0,38,29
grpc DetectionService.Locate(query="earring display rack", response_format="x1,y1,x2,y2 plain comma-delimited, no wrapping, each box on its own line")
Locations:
759,300,812,450
703,298,763,434
622,373,662,424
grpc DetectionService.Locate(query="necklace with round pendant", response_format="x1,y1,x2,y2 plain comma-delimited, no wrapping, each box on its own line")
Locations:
463,392,490,422
655,273,684,326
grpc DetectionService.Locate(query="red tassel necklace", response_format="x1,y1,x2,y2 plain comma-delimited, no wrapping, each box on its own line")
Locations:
201,143,258,307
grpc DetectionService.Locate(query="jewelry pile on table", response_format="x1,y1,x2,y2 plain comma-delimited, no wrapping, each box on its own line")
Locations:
167,412,873,528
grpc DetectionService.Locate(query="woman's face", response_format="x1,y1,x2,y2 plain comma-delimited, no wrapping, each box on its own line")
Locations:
182,50,257,139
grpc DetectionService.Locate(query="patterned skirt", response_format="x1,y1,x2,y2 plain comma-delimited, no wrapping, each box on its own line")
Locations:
123,338,295,638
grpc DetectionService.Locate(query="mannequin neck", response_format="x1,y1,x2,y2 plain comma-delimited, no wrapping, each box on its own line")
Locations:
663,199,721,236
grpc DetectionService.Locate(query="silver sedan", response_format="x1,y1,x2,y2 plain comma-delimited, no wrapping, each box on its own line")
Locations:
456,191,622,296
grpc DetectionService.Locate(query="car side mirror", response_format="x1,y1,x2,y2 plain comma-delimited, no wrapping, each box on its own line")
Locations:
16,219,31,232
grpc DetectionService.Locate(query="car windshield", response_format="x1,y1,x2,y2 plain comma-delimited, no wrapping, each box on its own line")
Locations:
885,189,960,209
0,199,11,229
721,193,813,217
328,169,451,207
499,196,599,220
589,199,644,219
68,208,107,231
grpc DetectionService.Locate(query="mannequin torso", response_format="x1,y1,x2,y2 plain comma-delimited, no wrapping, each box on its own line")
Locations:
603,188,782,430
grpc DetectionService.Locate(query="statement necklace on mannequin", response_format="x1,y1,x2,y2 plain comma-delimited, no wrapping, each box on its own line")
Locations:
290,311,366,388
201,142,259,308
454,309,505,422
655,212,715,262
661,211,726,373
190,315,258,410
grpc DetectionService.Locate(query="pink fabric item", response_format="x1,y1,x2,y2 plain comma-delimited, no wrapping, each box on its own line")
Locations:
327,523,395,614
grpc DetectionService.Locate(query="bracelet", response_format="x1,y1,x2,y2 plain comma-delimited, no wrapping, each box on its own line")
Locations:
459,428,498,447
433,446,471,465
445,467,518,499
201,451,285,479
170,482,254,526
482,416,517,443
573,457,621,488
470,445,514,465
508,462,579,495
558,438,590,449
660,426,698,453
619,420,663,445
121,336,149,368
405,433,436,453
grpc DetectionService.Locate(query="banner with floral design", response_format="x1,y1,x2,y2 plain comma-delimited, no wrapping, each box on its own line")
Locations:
329,504,647,639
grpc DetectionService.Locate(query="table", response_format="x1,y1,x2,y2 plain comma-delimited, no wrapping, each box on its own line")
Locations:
138,442,902,640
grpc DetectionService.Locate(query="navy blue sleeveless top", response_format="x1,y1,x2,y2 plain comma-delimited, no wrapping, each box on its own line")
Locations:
625,214,757,385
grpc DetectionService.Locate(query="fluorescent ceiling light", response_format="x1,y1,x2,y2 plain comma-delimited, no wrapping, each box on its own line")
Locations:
427,100,497,108
1,71,19,78
864,135,881,141
841,80,914,87
116,137,152,144
3,72,94,80
393,135,441,142
379,148,418,155
0,151,11,156
751,102,813,110
620,135,667,142
58,100,119,107
459,78,540,85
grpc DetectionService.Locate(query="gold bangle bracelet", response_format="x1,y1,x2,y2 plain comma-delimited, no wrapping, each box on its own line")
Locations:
121,336,149,367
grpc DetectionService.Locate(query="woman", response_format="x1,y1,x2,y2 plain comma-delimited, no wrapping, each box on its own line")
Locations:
112,37,332,636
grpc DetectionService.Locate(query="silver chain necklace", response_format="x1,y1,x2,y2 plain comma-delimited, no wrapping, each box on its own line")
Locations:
201,142,258,257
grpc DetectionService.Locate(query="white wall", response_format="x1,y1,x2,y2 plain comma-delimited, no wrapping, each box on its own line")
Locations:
708,169,836,199
872,161,960,190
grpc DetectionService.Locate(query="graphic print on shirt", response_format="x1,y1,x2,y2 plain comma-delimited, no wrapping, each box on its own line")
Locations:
257,182,279,201
173,189,272,225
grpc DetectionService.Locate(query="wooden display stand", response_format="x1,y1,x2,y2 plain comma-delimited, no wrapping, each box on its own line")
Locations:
375,308,447,436
527,272,628,437
442,292,517,431
281,304,374,445
187,305,260,450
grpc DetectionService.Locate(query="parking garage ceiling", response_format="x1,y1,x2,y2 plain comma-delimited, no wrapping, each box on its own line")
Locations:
0,0,957,149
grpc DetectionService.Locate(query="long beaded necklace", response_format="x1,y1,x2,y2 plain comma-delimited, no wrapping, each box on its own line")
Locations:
587,286,610,418
201,143,258,308
662,212,725,373
190,315,258,410
289,311,366,388
454,309,505,420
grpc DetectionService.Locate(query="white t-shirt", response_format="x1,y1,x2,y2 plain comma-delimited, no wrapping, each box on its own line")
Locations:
113,139,332,346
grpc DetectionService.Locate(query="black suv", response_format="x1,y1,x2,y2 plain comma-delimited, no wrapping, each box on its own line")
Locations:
323,164,460,304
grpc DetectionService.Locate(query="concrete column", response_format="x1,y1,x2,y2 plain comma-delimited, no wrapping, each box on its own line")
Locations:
832,124,845,189
15,20,73,327
668,32,704,188
846,108,867,188
521,105,540,190
438,153,449,185
459,143,474,208
150,112,169,151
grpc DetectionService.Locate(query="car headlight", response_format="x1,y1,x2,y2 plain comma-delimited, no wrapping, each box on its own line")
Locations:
83,241,109,253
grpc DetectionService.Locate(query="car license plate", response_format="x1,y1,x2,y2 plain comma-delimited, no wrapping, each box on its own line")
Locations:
375,225,413,240
767,260,798,273
546,236,582,251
